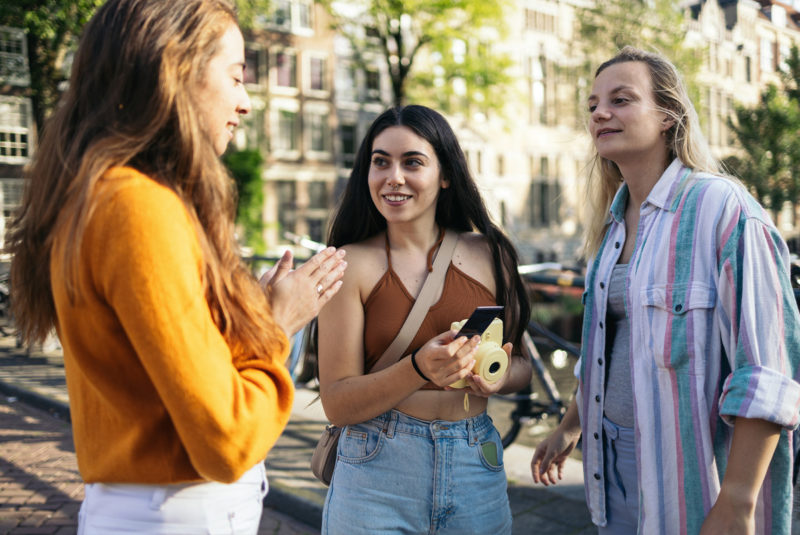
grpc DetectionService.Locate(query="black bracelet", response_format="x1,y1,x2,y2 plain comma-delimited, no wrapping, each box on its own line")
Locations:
410,348,430,382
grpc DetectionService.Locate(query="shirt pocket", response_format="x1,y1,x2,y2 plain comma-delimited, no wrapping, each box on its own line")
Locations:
638,282,716,375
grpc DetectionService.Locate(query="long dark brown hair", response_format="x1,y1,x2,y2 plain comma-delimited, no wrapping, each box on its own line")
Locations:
328,105,531,347
7,0,285,358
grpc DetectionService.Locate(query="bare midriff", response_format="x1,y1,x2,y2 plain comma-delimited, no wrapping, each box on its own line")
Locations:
395,389,488,421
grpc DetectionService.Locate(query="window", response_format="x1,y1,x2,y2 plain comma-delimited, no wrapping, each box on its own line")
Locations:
336,62,357,101
525,9,556,34
365,68,380,101
0,178,23,249
0,96,33,164
528,180,561,227
309,56,326,91
528,156,561,227
276,180,296,235
745,56,752,83
527,55,547,125
760,37,774,73
265,0,312,34
240,98,265,149
340,123,356,168
275,51,297,88
306,111,330,153
276,110,299,151
295,0,312,31
308,181,328,209
0,26,29,86
307,218,324,243
244,48,262,86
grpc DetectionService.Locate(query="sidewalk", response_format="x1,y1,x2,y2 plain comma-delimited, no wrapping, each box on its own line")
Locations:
17,333,795,534
0,336,593,534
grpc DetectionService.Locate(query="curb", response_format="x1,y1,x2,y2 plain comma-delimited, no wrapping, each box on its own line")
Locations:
0,377,322,532
264,484,323,531
0,378,71,422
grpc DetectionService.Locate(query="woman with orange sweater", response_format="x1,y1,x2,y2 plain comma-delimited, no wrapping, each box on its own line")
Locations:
5,0,345,532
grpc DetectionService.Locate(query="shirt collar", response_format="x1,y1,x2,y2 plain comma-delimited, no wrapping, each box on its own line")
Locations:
607,158,690,223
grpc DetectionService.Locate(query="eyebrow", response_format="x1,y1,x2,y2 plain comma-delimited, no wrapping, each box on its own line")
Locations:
587,84,634,103
371,149,429,158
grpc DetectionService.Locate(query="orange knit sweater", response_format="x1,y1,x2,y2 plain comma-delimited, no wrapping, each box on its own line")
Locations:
50,167,294,484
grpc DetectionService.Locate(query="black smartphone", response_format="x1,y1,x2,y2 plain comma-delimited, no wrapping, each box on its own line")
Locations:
454,306,503,338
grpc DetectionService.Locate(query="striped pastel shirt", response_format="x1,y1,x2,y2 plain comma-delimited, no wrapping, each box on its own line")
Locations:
578,158,800,534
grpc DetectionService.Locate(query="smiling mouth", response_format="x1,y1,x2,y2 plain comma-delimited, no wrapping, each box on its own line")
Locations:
596,129,621,138
383,194,411,202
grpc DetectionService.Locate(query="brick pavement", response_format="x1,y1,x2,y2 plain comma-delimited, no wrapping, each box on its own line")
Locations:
0,400,316,534
1,337,797,534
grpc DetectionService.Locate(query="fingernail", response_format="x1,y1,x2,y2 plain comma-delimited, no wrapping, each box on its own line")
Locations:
337,249,346,257
326,247,336,254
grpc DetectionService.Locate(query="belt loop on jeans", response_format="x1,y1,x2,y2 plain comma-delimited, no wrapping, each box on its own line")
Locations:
384,410,397,438
467,416,477,445
602,416,621,441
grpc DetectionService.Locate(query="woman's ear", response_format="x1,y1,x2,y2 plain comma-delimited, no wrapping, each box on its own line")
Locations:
661,116,676,133
440,176,450,189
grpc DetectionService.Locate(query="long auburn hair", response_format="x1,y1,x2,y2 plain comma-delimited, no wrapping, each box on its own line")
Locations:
328,105,531,347
7,0,285,358
583,46,723,258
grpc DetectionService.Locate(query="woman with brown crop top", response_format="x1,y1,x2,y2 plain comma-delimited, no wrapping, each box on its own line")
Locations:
317,105,532,534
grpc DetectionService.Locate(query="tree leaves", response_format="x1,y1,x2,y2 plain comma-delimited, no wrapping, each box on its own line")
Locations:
728,46,800,224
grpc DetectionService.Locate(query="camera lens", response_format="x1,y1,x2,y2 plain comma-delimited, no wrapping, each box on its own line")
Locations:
489,362,500,374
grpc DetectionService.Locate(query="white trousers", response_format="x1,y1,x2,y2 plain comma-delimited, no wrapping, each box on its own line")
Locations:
78,462,268,534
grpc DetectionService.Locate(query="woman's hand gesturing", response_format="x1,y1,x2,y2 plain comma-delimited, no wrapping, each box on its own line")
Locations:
261,247,347,337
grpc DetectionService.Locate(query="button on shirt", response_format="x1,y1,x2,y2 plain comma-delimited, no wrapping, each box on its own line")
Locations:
577,159,800,534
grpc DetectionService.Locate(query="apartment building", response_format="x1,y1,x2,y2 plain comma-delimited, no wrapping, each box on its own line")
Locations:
238,0,341,249
687,0,800,156
449,0,800,262
237,0,391,251
0,25,33,253
686,0,800,232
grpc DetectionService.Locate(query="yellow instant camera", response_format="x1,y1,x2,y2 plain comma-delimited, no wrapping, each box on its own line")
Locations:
448,317,508,388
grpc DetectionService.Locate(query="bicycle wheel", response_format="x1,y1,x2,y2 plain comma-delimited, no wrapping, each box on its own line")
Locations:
487,389,529,448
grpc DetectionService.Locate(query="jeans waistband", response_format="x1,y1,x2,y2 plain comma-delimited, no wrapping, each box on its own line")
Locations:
602,416,635,442
369,409,493,445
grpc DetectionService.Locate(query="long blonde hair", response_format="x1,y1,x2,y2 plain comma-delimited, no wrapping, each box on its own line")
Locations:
7,0,285,359
583,46,722,258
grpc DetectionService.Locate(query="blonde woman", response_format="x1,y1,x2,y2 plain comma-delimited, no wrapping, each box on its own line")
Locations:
6,0,345,531
531,47,800,535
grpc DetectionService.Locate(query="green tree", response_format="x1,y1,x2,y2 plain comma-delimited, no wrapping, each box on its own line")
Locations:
727,46,800,225
577,0,702,103
223,149,267,253
0,0,104,132
236,0,273,30
2,0,268,132
320,0,512,115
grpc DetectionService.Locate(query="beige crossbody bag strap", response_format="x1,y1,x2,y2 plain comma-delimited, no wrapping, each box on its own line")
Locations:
369,228,459,374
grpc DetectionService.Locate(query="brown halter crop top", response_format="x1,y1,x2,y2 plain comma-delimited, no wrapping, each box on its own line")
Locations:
362,230,496,387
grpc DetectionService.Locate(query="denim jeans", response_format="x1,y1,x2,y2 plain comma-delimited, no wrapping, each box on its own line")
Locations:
322,409,512,535
599,417,639,535
78,462,267,534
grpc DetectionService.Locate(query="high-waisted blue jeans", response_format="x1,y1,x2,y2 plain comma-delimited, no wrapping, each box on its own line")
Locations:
599,417,639,534
322,409,511,534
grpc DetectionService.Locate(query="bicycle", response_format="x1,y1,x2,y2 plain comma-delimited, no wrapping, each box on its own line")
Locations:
488,319,581,448
488,266,584,448
494,269,800,450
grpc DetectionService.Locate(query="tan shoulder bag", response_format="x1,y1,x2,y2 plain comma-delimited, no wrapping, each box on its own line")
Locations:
310,230,458,485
